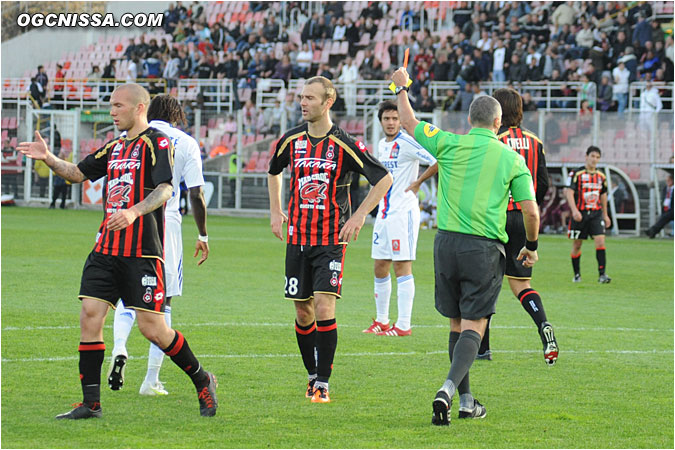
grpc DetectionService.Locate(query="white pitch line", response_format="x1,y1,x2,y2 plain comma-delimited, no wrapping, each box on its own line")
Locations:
2,349,672,363
2,323,673,332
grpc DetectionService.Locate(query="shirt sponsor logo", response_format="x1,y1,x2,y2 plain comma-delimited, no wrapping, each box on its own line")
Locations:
294,158,336,170
356,141,367,152
141,275,157,287
108,159,141,170
295,139,307,150
424,123,440,138
329,261,342,272
107,184,132,208
107,172,134,189
300,182,328,204
298,172,329,189
154,292,164,303
158,137,170,149
392,239,400,253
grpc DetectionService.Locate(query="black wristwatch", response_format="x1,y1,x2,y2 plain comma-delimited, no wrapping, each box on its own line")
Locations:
395,85,409,95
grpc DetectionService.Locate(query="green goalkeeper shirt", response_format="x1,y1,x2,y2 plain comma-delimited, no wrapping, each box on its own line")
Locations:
414,121,535,243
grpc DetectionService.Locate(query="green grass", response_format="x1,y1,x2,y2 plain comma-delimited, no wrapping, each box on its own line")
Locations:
1,207,673,448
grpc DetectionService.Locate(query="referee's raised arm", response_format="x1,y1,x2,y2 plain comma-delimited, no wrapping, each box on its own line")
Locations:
391,68,419,137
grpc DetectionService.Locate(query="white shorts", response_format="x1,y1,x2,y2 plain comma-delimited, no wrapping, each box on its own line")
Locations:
371,207,420,261
164,218,183,297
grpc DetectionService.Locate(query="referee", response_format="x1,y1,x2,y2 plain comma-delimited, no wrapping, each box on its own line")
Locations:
391,68,540,426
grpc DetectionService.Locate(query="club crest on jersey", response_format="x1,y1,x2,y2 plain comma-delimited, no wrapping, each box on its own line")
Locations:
330,272,339,287
141,275,157,287
143,287,153,303
131,143,141,159
158,137,170,149
112,142,124,156
389,142,400,159
392,239,401,253
423,123,440,138
326,144,334,160
107,184,132,208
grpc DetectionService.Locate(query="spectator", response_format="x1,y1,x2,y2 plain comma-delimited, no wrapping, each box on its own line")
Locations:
283,92,301,127
612,60,630,114
242,99,262,135
263,15,280,42
126,54,140,81
449,82,474,111
271,54,293,85
261,99,283,135
575,19,595,58
430,53,451,82
577,73,596,109
632,13,652,49
143,52,162,78
619,46,638,81
440,88,456,111
123,38,137,59
522,91,538,111
507,53,527,82
53,63,65,109
163,3,179,34
639,80,663,113
492,38,507,82
29,76,46,107
87,65,101,81
597,74,614,111
35,65,48,91
651,20,665,46
345,18,361,57
163,50,181,88
332,17,347,41
295,43,314,78
638,49,660,79
415,86,436,112
338,57,359,115
646,174,674,238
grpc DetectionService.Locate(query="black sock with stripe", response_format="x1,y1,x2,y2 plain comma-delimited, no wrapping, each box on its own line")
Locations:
518,288,547,329
78,341,104,409
571,252,581,275
316,319,337,383
163,330,208,390
596,247,606,275
295,320,317,376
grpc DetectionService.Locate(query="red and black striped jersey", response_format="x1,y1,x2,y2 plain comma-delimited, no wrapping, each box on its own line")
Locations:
566,167,607,211
77,127,174,259
497,126,549,211
268,122,389,246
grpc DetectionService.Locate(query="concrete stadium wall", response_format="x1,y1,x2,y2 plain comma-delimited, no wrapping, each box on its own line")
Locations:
1,1,170,78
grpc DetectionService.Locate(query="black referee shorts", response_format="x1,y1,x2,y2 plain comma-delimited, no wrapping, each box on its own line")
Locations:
433,230,505,320
505,210,532,279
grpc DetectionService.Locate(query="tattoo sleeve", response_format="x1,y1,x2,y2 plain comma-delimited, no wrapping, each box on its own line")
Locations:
131,183,173,216
47,156,87,183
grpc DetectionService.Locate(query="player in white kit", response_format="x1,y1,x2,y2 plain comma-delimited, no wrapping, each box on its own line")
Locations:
108,95,209,395
363,101,438,336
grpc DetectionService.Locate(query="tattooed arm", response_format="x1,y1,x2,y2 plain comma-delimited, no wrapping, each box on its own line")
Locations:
106,183,172,231
17,131,87,183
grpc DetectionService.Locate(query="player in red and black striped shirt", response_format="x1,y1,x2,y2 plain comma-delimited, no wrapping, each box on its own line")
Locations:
18,84,217,419
477,88,558,365
268,76,392,403
565,146,611,284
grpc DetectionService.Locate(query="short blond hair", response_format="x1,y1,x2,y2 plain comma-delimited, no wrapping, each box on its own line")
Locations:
305,76,337,103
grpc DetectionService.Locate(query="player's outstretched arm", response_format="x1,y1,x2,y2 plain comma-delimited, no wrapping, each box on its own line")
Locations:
391,68,420,136
17,130,86,183
189,186,209,265
267,173,288,240
517,199,540,268
107,182,172,231
339,173,393,242
406,163,438,194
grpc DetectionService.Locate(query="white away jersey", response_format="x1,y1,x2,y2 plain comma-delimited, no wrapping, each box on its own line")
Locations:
377,131,436,218
149,120,204,222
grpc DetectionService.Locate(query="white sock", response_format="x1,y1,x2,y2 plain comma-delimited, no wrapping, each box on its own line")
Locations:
396,275,415,331
374,275,391,325
113,301,135,357
145,306,171,384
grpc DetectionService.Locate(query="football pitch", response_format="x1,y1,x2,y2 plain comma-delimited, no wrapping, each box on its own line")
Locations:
1,207,673,449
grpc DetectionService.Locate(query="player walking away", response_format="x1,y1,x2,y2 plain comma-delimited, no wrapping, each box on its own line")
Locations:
565,146,612,283
109,94,209,397
392,67,540,426
268,76,392,403
363,101,437,337
17,84,217,419
476,88,558,365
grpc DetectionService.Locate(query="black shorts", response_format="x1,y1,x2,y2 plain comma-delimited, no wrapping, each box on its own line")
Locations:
568,210,605,240
433,230,505,320
505,210,531,279
79,251,166,313
284,244,346,301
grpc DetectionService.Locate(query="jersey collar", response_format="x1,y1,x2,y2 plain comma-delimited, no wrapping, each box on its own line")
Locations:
468,127,498,140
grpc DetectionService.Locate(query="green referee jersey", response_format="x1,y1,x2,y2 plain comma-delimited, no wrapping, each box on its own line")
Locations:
414,121,535,243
